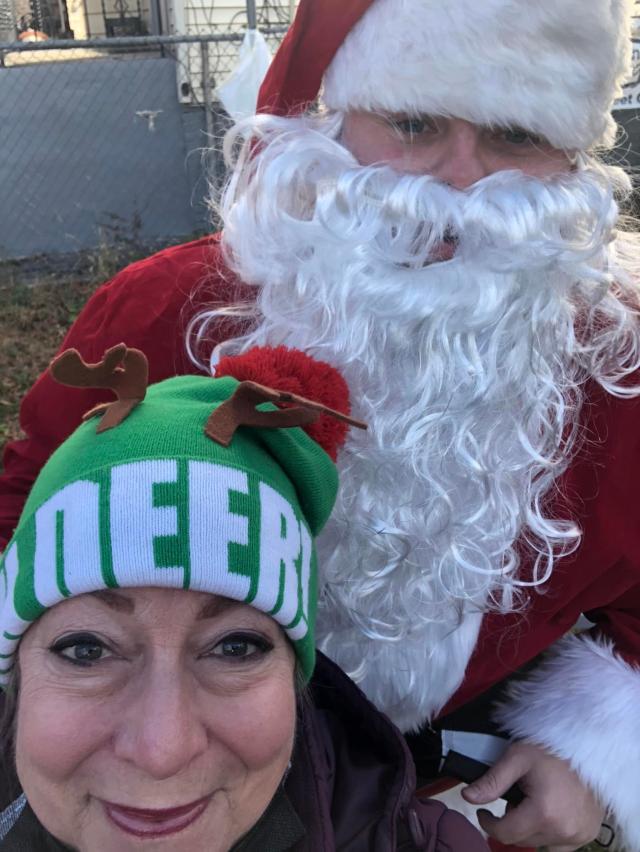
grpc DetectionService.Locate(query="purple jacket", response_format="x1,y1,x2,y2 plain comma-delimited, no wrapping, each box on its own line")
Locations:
285,653,489,851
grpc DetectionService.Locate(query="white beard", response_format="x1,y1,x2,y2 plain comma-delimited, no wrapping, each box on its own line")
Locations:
191,112,640,731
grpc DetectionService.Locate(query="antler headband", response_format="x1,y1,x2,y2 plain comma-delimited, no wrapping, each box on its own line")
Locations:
50,344,366,442
50,343,148,434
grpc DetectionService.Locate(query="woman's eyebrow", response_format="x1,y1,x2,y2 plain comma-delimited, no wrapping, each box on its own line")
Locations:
89,590,136,613
197,597,245,621
88,591,245,620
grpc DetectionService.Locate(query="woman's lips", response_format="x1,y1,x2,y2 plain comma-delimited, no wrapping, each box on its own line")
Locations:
103,795,211,839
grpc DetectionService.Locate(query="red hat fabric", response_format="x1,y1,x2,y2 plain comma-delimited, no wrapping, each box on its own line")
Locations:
257,0,374,116
215,345,352,462
257,0,633,151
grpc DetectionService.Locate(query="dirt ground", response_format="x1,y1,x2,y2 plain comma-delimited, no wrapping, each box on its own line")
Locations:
0,275,98,449
0,241,168,452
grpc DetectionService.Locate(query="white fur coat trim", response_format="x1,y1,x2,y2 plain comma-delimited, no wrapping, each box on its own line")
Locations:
495,634,640,851
323,0,633,151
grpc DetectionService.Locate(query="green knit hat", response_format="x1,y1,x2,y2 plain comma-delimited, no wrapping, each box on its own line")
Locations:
0,345,359,683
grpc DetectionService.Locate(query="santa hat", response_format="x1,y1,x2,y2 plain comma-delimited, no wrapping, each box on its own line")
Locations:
0,344,360,683
258,0,634,151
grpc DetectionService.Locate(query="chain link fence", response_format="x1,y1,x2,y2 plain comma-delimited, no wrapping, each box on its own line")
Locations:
0,18,288,280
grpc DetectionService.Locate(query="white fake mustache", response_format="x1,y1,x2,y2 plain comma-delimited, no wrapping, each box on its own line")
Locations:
313,164,617,270
225,111,624,257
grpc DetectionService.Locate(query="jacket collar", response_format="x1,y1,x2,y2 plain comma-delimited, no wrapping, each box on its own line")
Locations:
284,652,417,850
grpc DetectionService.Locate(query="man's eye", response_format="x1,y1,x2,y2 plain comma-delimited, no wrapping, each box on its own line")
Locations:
392,117,436,137
499,127,543,146
208,633,273,661
51,634,111,666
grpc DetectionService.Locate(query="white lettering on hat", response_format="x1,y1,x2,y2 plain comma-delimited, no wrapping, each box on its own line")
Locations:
34,479,102,606
287,520,312,641
111,460,184,587
0,542,19,610
187,461,251,598
0,542,32,655
255,482,301,623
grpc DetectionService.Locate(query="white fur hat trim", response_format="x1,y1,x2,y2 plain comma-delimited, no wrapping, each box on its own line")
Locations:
323,0,634,151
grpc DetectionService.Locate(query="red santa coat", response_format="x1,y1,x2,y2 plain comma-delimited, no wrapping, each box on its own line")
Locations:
252,3,640,843
2,236,640,847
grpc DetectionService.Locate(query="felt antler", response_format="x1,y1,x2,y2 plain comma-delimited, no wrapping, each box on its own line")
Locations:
206,380,367,447
50,343,149,433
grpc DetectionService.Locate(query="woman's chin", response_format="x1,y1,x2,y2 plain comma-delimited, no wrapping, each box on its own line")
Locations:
64,793,236,852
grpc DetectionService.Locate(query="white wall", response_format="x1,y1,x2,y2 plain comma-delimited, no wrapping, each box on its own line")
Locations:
168,1,296,106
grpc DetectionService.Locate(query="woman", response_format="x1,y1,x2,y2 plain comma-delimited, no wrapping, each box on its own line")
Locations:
0,343,488,851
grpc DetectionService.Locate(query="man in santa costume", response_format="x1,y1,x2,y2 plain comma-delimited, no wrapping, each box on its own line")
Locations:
2,1,640,849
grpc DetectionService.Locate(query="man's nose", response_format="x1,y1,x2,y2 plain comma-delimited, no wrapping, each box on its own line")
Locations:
113,668,209,780
429,131,492,190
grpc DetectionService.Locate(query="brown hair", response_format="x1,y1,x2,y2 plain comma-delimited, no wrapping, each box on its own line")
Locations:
0,666,21,807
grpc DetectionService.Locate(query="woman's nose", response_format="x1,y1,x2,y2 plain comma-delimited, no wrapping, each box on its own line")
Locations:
428,128,492,190
113,669,209,780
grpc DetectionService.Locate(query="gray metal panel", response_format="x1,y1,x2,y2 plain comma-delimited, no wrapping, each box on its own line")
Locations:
0,55,201,258
613,109,640,169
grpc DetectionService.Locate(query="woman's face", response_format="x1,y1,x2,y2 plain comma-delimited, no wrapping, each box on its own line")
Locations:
15,587,297,852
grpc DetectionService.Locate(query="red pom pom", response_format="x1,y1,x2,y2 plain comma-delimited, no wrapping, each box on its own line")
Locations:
215,346,351,461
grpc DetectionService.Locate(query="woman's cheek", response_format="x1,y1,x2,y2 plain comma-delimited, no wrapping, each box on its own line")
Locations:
208,673,297,770
16,681,113,783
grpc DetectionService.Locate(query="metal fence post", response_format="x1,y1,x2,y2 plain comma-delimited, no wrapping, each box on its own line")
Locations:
201,40,214,139
246,0,257,29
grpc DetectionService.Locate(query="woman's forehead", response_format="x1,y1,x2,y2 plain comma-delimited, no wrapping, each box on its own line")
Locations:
33,588,270,630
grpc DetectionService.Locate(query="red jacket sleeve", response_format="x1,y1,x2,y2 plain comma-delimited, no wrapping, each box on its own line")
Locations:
0,234,240,550
574,388,640,664
442,384,640,714
582,560,640,665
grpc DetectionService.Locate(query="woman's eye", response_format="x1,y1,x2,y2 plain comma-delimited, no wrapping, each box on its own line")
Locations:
498,127,543,146
207,633,272,661
51,634,111,666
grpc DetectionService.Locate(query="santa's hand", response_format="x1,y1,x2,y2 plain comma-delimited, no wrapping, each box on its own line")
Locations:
460,741,605,851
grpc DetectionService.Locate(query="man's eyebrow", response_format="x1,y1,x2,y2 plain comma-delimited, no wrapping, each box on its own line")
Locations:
197,596,245,621
89,590,136,613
